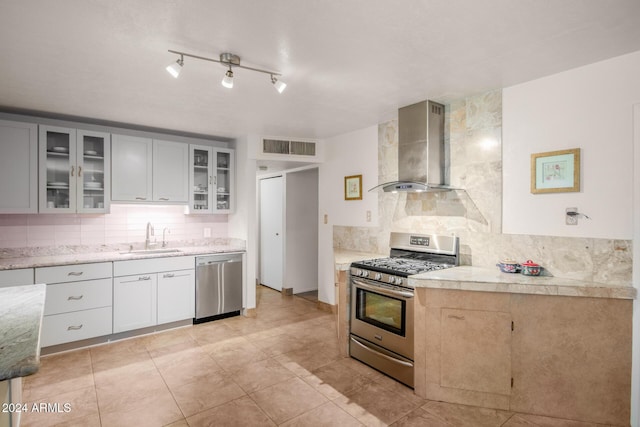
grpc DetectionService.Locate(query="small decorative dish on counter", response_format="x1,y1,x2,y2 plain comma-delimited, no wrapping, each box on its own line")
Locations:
520,259,542,276
496,259,520,273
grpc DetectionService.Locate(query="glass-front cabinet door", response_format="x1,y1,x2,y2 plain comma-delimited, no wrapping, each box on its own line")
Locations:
188,145,234,214
39,125,77,213
39,125,110,213
77,130,110,213
190,146,211,212
214,149,233,213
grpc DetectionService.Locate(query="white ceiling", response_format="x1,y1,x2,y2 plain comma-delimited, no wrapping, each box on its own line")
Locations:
1,0,639,141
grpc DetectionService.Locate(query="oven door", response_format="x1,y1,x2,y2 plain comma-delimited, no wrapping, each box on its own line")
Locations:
350,277,414,359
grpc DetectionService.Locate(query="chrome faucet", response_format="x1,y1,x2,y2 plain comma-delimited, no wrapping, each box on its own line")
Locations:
145,222,156,249
162,227,170,248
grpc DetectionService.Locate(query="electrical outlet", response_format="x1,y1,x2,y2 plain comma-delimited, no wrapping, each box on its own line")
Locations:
204,227,211,237
566,208,578,225
323,214,328,224
366,210,371,222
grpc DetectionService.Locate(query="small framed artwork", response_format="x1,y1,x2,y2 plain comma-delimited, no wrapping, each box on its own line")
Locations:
344,175,362,200
531,148,580,194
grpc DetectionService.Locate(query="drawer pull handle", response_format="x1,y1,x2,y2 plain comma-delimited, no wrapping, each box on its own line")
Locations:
67,295,84,301
163,273,175,278
67,324,83,331
135,197,147,200
448,315,465,320
68,271,84,276
159,197,169,201
139,276,151,281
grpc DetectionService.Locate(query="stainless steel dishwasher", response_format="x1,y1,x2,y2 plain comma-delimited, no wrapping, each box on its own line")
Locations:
194,253,243,323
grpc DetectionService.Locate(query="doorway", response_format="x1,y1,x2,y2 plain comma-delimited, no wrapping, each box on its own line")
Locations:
258,168,319,295
259,176,283,291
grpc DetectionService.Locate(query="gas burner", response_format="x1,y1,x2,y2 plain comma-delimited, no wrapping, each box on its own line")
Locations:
354,257,453,276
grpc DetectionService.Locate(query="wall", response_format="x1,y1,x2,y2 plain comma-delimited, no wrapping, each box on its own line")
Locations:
503,50,640,239
318,126,379,304
228,135,258,310
0,204,227,248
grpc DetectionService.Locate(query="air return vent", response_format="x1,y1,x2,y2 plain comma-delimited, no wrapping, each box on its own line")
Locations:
262,138,316,156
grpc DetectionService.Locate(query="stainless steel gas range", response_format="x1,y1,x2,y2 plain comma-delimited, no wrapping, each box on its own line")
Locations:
349,232,459,388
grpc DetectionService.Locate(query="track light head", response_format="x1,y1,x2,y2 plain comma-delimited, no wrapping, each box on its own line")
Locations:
166,55,184,78
271,75,287,93
221,67,234,89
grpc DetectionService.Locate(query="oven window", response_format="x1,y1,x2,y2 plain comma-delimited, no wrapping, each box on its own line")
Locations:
356,288,406,336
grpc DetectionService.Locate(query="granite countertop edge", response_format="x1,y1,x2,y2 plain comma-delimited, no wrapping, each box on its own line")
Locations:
0,284,46,382
0,245,246,271
408,266,637,300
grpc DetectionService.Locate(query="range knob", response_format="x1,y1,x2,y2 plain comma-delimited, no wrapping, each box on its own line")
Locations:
389,276,396,284
396,278,403,285
374,273,382,280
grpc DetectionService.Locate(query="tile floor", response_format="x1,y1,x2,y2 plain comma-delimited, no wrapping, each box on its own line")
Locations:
21,285,614,427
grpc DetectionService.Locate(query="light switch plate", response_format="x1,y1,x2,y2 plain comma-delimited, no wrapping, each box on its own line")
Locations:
566,207,578,225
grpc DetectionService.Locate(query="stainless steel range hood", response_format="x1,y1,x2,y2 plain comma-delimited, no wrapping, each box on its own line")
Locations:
371,100,454,193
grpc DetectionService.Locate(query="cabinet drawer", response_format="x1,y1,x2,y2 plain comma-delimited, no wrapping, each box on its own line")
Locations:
36,262,112,284
0,268,34,287
41,306,112,347
44,278,112,316
113,256,194,276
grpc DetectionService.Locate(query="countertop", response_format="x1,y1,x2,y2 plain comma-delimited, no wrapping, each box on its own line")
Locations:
0,245,245,271
334,249,387,271
0,284,46,381
333,252,636,300
408,265,637,300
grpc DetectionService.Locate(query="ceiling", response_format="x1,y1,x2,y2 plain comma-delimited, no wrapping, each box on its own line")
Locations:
1,0,640,141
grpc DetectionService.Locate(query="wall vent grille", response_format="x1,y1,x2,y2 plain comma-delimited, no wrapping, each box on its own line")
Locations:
263,139,316,156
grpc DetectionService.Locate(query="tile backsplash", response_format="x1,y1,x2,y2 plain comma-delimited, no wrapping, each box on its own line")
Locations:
0,204,227,248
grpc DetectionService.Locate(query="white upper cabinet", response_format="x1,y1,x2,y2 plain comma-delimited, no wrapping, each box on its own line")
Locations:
153,139,189,203
188,145,234,214
111,134,153,202
77,130,110,213
0,119,38,213
38,125,111,213
111,135,188,203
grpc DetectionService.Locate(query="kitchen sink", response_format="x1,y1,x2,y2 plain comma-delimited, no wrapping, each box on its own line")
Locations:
119,248,183,255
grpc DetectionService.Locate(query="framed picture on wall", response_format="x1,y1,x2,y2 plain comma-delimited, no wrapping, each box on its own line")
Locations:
531,148,580,194
344,175,362,200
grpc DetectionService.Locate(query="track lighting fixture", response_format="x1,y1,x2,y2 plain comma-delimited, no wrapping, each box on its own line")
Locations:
165,54,184,78
166,49,286,93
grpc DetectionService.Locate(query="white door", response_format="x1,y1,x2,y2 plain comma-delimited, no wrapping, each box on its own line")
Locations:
260,176,284,291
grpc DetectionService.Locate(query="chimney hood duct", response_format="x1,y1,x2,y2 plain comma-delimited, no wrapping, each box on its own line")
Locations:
370,100,455,193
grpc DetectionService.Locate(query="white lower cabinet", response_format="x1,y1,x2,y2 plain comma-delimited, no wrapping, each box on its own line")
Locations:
0,268,34,288
41,307,112,347
113,274,158,333
113,256,195,333
157,270,195,324
37,262,113,347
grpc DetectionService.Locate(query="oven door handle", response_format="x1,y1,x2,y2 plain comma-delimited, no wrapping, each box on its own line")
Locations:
352,279,414,299
350,336,414,367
